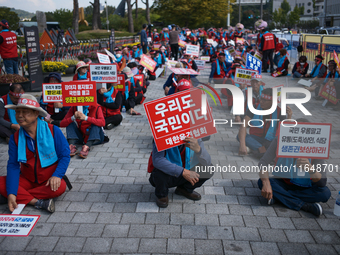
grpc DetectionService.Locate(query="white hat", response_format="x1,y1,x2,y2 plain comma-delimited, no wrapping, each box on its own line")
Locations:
6,94,48,117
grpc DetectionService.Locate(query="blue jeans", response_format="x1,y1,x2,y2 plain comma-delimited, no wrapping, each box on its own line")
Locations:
237,134,270,151
258,178,331,210
293,71,302,78
4,59,18,74
66,122,104,146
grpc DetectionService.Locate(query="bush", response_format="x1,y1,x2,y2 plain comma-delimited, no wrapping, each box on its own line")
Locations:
61,59,79,66
41,61,68,73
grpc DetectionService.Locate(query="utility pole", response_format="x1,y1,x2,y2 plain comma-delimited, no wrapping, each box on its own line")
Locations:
260,0,263,19
227,0,230,26
324,0,327,27
105,0,109,32
239,0,241,23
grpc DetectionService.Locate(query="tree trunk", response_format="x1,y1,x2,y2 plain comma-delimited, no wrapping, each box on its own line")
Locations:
127,0,134,33
141,0,150,23
135,0,138,20
91,0,100,30
73,0,79,34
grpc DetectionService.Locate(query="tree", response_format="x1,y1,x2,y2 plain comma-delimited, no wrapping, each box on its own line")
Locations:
141,0,150,24
0,7,19,30
126,0,134,33
90,0,100,30
288,6,300,27
73,0,79,34
53,9,73,29
280,0,290,15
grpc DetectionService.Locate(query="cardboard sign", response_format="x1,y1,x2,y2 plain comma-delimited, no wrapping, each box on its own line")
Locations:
0,215,40,237
134,74,144,87
42,84,62,103
334,50,340,70
62,81,97,107
254,51,263,60
169,67,199,75
153,43,161,50
320,83,339,105
114,74,125,92
105,49,116,62
226,46,236,57
156,67,165,78
277,122,332,159
140,54,157,72
178,39,186,48
89,63,118,83
234,68,259,86
246,53,262,74
200,56,210,62
194,60,205,70
144,87,217,151
97,53,111,64
272,70,283,77
185,44,200,57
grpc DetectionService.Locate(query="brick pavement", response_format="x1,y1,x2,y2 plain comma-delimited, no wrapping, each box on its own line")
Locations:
0,65,339,254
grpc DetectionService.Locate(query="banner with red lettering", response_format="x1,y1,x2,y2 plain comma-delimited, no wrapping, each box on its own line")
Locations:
169,67,199,75
114,74,125,92
42,84,62,103
62,81,97,107
320,83,339,105
144,87,217,151
89,63,118,83
140,54,157,72
0,215,40,237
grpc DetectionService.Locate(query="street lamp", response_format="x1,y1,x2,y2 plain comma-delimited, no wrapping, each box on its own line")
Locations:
105,0,109,32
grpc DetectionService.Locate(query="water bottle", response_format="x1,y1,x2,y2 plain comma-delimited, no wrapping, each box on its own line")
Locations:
121,106,126,119
334,191,340,217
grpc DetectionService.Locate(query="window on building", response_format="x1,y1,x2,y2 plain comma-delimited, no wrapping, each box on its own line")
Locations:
307,9,311,13
302,3,305,6
308,2,311,6
299,3,301,7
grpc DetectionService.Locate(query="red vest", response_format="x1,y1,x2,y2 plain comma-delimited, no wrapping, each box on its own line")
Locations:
101,88,121,117
0,31,17,59
74,105,103,135
129,75,144,97
296,62,308,74
213,60,226,79
1,94,10,121
262,33,275,51
14,124,57,184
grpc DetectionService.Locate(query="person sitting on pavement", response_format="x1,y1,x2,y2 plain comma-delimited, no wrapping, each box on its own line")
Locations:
163,62,183,96
121,69,141,115
0,94,70,213
39,72,70,127
97,83,123,130
315,60,339,99
258,119,331,217
149,79,213,208
181,52,198,71
0,83,24,143
73,61,90,81
237,88,293,158
59,98,106,159
272,48,289,77
292,56,309,78
208,52,231,85
304,55,327,92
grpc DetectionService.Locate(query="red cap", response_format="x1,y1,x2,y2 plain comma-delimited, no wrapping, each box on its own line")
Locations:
177,79,192,91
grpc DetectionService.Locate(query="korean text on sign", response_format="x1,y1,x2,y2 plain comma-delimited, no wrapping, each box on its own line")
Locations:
185,44,200,57
0,215,40,237
246,53,262,74
144,88,217,151
234,68,259,86
42,83,62,103
114,74,125,92
89,63,118,83
277,122,332,159
320,83,339,105
140,54,157,72
62,81,97,107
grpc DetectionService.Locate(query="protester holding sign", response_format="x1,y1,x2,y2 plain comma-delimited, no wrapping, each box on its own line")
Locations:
208,52,231,85
182,53,198,71
0,84,24,142
315,60,339,99
258,119,331,217
0,20,18,74
304,55,328,93
0,94,70,213
73,61,90,81
292,56,309,78
272,48,289,77
237,88,293,158
121,68,142,115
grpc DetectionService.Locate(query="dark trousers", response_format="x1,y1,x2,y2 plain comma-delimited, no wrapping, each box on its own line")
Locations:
170,43,179,60
0,125,15,139
258,178,331,211
149,166,213,198
262,49,274,72
51,110,68,127
135,93,144,105
105,114,122,127
142,43,148,54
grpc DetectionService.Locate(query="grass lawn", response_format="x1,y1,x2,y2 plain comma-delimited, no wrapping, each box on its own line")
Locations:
76,30,135,40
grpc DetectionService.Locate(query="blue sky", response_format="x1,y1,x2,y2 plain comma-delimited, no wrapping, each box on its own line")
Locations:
1,0,154,14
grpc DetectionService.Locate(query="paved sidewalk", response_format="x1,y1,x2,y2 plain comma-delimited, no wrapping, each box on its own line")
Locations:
0,66,339,255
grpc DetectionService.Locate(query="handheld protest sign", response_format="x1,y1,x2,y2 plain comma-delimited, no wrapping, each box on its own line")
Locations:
246,53,262,74
234,68,259,86
226,46,236,57
61,81,97,107
167,60,178,68
273,84,284,103
105,49,116,62
254,51,263,60
334,50,340,70
207,39,214,44
143,87,217,151
153,44,161,50
178,39,186,48
42,84,62,103
169,67,199,75
0,215,40,237
97,53,111,64
194,60,205,70
272,70,283,77
89,63,118,83
185,44,200,57
236,38,245,45
134,74,144,87
320,83,339,105
276,122,332,159
140,54,157,72
200,56,210,62
114,74,125,92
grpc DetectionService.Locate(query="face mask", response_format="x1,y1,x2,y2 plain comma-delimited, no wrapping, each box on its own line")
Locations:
300,62,305,65
116,54,122,58
131,67,138,75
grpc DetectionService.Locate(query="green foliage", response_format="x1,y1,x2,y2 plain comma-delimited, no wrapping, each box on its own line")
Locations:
281,0,291,14
0,7,19,30
288,6,301,26
75,30,134,40
9,8,34,19
53,9,73,29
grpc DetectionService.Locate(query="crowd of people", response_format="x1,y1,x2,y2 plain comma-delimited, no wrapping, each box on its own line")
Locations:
0,19,335,218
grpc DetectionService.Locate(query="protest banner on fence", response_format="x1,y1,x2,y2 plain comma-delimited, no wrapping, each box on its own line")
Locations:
97,53,111,64
320,83,339,105
0,215,40,237
200,56,210,62
61,81,97,107
185,44,200,57
226,46,236,57
144,87,217,151
234,68,259,86
89,63,118,83
194,60,205,70
246,53,262,74
113,74,125,92
277,122,332,159
42,84,62,103
140,54,157,72
169,67,199,75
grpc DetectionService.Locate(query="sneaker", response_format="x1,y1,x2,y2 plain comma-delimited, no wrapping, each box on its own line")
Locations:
69,144,78,157
103,135,110,143
301,202,322,217
268,197,276,205
35,199,55,213
106,123,114,130
0,194,7,204
79,145,90,159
